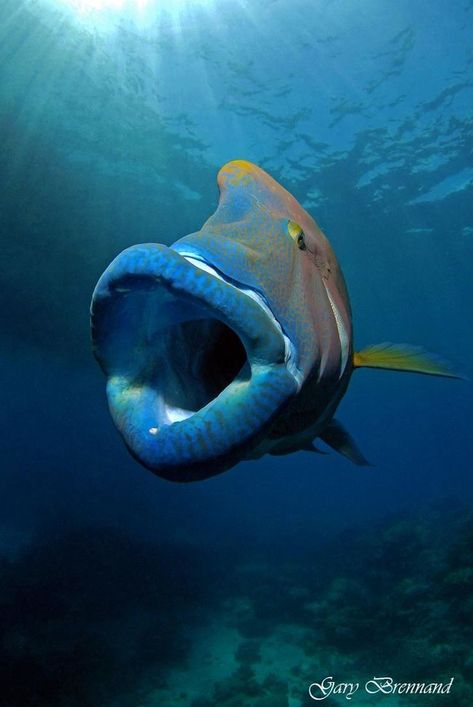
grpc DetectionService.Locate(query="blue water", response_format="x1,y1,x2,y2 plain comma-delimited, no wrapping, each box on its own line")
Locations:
1,1,472,705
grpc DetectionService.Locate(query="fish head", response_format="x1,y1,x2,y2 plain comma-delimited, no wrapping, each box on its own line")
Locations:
91,161,352,481
175,160,352,384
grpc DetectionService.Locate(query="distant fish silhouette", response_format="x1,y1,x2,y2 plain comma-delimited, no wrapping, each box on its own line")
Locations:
91,160,458,481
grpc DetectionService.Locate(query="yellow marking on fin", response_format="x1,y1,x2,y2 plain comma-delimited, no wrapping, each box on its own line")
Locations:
353,343,461,379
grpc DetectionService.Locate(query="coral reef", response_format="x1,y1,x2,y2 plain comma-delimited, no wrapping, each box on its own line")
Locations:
1,505,472,706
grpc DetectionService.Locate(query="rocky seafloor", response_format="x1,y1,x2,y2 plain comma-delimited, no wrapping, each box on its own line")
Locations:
1,502,472,706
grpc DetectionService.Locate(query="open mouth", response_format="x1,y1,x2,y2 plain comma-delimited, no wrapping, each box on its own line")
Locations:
91,243,299,481
152,318,248,425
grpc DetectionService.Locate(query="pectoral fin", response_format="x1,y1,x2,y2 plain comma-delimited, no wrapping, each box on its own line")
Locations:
353,343,461,378
319,420,371,467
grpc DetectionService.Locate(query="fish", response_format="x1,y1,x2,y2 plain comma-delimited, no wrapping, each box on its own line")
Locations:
90,160,458,482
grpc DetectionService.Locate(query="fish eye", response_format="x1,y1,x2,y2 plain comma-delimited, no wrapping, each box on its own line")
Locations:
287,220,306,250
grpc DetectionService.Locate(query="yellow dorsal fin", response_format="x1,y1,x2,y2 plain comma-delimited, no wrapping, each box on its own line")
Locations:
353,343,462,379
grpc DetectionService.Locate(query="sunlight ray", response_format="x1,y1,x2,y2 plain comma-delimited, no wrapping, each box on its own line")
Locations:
50,0,214,31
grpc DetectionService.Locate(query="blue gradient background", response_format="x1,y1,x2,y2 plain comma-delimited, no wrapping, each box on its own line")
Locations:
0,1,472,705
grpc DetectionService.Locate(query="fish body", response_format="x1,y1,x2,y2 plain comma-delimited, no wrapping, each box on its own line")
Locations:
91,160,456,482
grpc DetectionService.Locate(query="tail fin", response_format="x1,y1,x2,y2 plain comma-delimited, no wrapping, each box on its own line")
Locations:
353,343,462,379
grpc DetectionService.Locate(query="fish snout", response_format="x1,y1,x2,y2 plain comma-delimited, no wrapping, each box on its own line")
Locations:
91,244,298,481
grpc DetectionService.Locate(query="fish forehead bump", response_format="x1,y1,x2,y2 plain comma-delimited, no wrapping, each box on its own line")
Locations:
218,159,294,211
217,160,301,216
218,160,308,222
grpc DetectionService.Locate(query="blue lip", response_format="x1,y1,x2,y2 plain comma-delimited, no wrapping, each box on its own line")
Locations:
91,243,298,481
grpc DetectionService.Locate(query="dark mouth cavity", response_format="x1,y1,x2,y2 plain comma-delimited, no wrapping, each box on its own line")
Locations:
158,317,249,422
101,281,251,427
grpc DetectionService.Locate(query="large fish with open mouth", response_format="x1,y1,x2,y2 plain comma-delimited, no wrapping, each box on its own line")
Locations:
91,160,456,482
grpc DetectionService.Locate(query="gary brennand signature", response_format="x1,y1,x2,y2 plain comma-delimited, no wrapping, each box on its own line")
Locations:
308,676,455,700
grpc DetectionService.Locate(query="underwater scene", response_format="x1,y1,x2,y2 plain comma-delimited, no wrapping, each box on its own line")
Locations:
1,0,473,705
